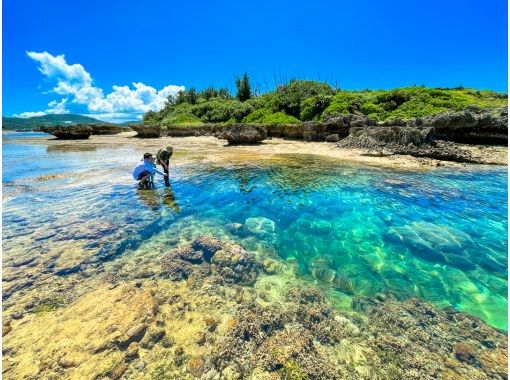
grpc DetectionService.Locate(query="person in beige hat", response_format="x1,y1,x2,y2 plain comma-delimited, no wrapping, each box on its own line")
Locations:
156,145,173,186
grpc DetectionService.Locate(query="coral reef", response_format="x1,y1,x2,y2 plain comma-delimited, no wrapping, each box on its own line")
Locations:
161,235,259,285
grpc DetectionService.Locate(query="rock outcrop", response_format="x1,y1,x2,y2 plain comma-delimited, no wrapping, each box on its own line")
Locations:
88,124,124,135
131,125,161,138
337,126,481,163
145,107,507,146
338,126,434,150
412,106,508,145
39,125,93,139
266,114,377,141
219,124,267,144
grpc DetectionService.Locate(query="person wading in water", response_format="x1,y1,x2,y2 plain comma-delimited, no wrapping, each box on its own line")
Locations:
133,152,168,188
156,145,173,187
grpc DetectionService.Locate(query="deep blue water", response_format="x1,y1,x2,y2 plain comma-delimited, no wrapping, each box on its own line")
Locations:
2,133,508,329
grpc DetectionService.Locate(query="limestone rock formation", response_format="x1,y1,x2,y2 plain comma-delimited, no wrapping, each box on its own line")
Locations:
131,125,162,138
338,126,434,150
39,125,93,139
218,124,267,144
88,124,124,135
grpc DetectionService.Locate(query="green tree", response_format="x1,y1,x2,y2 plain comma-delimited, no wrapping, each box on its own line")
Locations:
186,88,198,104
218,88,231,99
236,73,252,101
143,110,156,123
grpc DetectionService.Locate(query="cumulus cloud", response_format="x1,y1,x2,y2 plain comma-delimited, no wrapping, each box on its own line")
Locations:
88,82,185,113
13,97,70,118
27,51,92,84
13,111,47,118
47,97,69,114
20,51,185,122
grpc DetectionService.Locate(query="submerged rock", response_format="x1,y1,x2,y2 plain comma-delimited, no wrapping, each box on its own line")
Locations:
161,236,259,285
211,287,356,378
244,217,276,235
366,297,508,379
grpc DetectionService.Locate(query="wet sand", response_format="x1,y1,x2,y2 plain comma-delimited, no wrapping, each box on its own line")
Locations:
11,131,508,169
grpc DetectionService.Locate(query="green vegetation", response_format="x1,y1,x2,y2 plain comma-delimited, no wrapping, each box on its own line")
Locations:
33,297,65,314
282,360,307,380
2,114,109,131
236,73,252,101
144,77,507,128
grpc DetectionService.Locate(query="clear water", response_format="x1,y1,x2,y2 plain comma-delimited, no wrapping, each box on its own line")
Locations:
2,132,508,330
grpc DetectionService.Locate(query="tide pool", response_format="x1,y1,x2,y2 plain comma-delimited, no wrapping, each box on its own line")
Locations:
2,134,508,330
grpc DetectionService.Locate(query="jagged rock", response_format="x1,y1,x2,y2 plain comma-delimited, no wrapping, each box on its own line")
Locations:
411,106,508,145
161,236,259,285
338,126,434,149
394,140,477,163
88,124,124,135
131,124,162,138
325,133,340,142
211,244,258,285
39,125,93,139
219,124,267,144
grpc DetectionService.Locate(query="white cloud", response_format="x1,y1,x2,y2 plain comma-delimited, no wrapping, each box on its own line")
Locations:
47,97,69,114
26,51,92,84
79,112,141,123
13,111,47,118
87,82,184,114
13,97,70,118
22,51,185,122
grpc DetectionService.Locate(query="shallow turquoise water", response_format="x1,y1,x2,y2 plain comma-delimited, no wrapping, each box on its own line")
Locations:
2,133,508,329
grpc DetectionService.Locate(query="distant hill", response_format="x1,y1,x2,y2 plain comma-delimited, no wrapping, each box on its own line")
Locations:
119,120,142,126
2,114,110,131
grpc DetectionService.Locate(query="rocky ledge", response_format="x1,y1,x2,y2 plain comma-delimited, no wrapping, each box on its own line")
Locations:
87,124,125,135
39,125,93,140
130,124,162,138
407,106,508,145
218,124,268,145
337,126,477,163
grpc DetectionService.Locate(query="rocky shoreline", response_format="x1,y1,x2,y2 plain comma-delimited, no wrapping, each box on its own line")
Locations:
33,107,507,164
38,124,126,139
126,107,507,164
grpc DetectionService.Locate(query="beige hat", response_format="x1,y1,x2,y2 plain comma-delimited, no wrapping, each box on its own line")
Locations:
157,145,173,160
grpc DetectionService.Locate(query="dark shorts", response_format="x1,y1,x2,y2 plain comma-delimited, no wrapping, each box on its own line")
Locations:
137,170,151,180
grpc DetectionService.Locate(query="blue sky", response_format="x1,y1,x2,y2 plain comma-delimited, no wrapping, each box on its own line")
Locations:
3,0,508,122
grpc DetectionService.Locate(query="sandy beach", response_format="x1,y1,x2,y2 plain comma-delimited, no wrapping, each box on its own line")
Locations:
12,131,509,169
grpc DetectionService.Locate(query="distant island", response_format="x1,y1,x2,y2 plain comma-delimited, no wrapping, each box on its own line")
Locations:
2,114,140,131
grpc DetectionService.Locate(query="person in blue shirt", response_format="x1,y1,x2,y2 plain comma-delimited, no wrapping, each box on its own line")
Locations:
133,152,168,188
